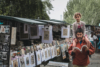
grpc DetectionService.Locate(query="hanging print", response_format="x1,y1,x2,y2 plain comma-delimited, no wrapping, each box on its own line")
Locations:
44,31,49,40
61,26,70,38
11,27,16,45
20,57,25,67
24,54,30,67
36,50,41,65
29,53,35,67
1,25,5,33
13,59,18,67
31,55,34,64
63,29,68,36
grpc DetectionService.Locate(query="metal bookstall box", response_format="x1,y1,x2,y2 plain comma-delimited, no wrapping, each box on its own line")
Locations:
0,15,46,67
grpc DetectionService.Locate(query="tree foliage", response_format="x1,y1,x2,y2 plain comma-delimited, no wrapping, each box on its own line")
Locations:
64,0,100,25
0,0,53,20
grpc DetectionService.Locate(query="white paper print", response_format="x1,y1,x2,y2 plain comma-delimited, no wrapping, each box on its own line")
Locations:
24,24,28,34
20,49,25,55
12,58,19,67
51,46,55,58
44,31,49,40
1,25,5,33
18,56,25,67
11,27,17,45
47,47,52,60
42,26,53,43
54,45,57,57
36,50,42,65
24,54,30,67
44,48,49,61
61,26,70,38
41,49,45,62
29,53,35,67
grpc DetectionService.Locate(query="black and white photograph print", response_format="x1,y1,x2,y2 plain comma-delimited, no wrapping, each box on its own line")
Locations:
2,46,6,51
4,35,10,42
3,45,9,51
2,52,7,60
20,57,25,67
5,46,9,51
3,43,7,46
5,25,10,34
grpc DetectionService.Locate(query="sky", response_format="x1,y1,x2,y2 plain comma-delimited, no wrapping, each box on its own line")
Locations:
49,0,69,20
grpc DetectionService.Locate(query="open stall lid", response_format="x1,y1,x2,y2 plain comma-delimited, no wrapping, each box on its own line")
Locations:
50,19,69,24
35,19,67,25
0,15,46,25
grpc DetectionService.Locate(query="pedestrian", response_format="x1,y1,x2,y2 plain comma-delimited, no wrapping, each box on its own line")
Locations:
89,32,94,46
68,28,95,67
97,33,100,52
72,12,90,49
93,33,98,51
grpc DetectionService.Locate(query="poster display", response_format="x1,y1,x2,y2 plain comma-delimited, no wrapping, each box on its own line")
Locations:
61,26,70,38
11,27,16,45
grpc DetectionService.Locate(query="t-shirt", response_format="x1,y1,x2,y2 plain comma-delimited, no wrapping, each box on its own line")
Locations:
93,35,97,40
89,35,93,41
72,21,86,38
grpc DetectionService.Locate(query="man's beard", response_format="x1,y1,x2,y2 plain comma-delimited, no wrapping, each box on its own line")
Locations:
77,37,82,41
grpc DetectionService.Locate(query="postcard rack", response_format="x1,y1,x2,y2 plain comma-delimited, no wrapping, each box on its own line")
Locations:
0,25,11,67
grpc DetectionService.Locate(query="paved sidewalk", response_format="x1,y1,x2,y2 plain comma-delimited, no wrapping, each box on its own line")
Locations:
88,53,100,67
68,53,100,67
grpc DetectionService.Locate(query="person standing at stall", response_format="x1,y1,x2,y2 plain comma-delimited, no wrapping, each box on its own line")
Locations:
68,28,95,67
